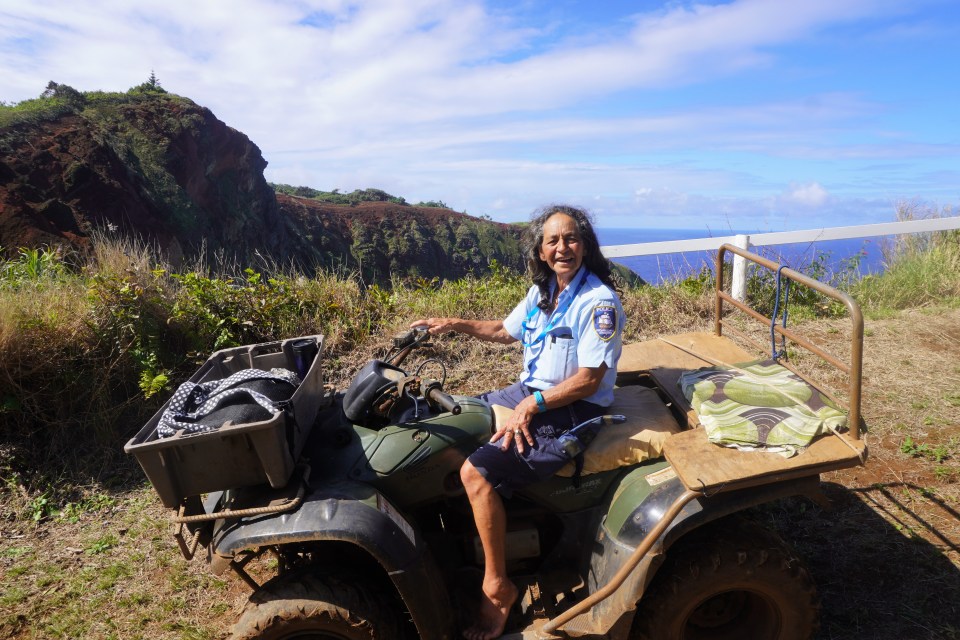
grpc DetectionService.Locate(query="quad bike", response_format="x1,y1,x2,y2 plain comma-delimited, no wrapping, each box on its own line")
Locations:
126,244,868,639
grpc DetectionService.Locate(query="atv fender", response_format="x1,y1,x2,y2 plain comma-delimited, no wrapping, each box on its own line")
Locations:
211,480,453,640
579,462,825,637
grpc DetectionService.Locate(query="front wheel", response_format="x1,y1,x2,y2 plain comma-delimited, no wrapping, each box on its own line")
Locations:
230,572,406,640
631,519,819,640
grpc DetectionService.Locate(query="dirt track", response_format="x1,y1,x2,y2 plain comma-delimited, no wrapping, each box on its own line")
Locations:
773,308,960,639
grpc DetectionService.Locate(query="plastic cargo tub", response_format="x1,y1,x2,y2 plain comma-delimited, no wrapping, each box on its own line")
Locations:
125,335,327,509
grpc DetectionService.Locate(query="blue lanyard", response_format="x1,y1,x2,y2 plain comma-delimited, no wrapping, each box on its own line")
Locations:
521,270,588,347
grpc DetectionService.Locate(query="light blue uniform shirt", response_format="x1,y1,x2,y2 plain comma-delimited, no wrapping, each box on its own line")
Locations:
502,267,625,407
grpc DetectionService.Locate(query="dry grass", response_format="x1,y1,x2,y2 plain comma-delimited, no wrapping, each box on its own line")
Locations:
770,308,960,639
0,281,90,352
619,285,715,342
3,304,956,640
2,230,959,639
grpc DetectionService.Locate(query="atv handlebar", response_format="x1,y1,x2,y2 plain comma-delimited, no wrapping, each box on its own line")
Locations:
423,379,461,415
393,326,429,349
384,329,461,415
388,326,431,366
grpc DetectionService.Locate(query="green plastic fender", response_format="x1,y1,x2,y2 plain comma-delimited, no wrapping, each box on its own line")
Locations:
579,461,825,636
211,479,455,640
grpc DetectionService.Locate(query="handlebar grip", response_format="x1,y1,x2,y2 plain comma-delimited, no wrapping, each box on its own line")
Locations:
393,326,430,349
392,329,418,349
424,383,461,415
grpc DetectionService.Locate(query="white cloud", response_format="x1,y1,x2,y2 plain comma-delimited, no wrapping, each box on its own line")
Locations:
0,0,953,228
783,182,830,207
0,0,887,122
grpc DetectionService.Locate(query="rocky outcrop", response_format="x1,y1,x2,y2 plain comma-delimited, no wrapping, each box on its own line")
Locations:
0,90,524,281
0,93,295,264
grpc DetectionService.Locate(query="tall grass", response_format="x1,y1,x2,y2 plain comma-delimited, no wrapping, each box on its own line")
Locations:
852,204,960,312
0,212,957,491
0,237,710,461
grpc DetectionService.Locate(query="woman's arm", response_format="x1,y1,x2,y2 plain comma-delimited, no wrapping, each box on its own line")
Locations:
498,363,607,453
410,317,517,345
535,364,607,410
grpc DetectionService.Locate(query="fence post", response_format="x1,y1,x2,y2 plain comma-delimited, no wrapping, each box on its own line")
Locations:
731,234,750,302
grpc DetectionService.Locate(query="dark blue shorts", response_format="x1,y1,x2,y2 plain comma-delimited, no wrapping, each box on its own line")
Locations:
469,381,605,497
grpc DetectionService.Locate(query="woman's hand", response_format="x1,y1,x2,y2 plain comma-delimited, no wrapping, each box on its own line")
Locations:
493,366,608,454
490,397,537,454
410,317,460,335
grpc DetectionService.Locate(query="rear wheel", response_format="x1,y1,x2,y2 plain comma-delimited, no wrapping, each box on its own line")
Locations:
631,519,819,640
230,572,406,640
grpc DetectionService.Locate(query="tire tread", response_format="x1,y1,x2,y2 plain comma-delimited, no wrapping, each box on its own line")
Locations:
231,572,405,640
631,519,819,640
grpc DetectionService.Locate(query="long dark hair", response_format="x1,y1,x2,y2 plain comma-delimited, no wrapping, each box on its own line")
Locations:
523,204,618,310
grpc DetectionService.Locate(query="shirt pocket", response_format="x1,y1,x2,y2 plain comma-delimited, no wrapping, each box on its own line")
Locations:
538,335,577,384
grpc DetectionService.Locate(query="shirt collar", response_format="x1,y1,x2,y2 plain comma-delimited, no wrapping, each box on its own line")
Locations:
551,266,588,304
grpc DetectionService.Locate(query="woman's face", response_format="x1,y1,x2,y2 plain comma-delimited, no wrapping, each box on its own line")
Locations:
538,213,585,282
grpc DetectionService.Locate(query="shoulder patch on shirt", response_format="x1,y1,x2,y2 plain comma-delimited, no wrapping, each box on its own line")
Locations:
593,304,617,341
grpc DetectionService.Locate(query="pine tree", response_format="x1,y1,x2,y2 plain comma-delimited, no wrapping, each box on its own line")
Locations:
131,71,167,95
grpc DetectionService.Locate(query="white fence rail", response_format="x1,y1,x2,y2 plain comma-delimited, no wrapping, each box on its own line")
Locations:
601,216,960,299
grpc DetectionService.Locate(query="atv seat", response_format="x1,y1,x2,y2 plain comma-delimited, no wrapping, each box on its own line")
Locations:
618,331,756,428
490,385,681,477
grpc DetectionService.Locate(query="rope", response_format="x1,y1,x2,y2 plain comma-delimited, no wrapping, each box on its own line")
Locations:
770,265,791,360
172,488,304,523
172,465,311,523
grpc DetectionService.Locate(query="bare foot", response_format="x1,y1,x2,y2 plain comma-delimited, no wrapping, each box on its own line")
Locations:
463,580,519,640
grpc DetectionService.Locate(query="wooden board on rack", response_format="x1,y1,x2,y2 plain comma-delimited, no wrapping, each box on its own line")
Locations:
663,427,866,492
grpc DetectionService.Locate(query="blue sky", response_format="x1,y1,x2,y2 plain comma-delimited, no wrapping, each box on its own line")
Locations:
1,0,958,230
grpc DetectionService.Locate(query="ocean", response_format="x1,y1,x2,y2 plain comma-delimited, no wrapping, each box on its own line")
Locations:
596,228,888,286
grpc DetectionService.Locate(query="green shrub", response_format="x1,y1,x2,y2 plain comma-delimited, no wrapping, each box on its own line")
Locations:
853,229,959,311
0,246,70,286
269,184,410,206
741,248,866,320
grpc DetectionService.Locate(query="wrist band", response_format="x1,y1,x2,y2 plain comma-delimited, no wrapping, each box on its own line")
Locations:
533,390,547,413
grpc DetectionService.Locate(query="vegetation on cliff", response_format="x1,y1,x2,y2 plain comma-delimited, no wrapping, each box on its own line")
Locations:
1,80,284,264
271,183,458,210
0,82,528,284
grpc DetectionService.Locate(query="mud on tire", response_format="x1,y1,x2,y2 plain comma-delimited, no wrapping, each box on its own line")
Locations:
230,572,406,640
631,519,820,640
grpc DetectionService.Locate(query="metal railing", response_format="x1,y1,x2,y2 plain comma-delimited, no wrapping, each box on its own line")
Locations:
713,244,864,439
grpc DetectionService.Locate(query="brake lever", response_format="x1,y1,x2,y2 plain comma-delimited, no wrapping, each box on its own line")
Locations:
412,325,431,344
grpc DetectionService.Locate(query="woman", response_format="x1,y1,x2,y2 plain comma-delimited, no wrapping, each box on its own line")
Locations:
411,205,626,640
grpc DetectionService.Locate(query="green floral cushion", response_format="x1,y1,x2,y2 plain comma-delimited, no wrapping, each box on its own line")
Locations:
679,359,847,457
